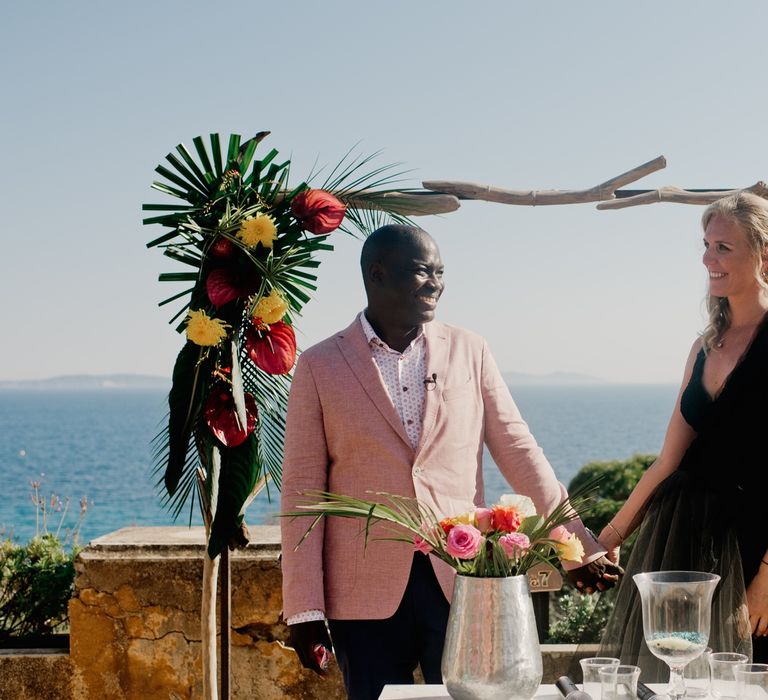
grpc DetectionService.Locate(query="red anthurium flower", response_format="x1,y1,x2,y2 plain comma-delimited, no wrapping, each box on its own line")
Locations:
204,385,258,447
206,266,260,308
209,236,235,259
291,189,346,234
245,321,297,375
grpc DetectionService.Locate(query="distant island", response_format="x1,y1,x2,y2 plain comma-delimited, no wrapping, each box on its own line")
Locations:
0,370,607,391
502,371,607,386
0,374,171,391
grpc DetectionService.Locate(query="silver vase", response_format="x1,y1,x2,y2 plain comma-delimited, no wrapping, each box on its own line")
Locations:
441,574,542,700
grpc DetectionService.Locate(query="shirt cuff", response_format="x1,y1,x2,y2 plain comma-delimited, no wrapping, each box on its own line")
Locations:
286,609,325,625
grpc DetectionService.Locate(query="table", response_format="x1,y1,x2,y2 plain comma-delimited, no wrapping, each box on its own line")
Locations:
379,682,670,699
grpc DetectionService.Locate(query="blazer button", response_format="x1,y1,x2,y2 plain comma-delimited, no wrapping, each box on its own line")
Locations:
413,466,422,475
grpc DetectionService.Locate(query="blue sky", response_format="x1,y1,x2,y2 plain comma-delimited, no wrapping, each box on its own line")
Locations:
2,1,767,383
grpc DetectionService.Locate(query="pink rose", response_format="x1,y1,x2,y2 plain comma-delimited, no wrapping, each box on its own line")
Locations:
474,508,494,534
445,524,484,560
498,532,531,558
549,526,569,543
413,536,433,555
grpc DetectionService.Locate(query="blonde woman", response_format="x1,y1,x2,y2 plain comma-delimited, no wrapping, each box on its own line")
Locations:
597,192,768,674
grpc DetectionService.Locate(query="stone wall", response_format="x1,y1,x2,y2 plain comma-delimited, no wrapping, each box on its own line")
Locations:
68,525,342,700
0,526,593,699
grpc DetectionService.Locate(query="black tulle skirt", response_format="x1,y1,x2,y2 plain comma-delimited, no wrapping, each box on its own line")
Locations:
597,470,756,681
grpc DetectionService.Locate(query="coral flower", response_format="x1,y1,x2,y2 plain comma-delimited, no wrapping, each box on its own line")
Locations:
491,505,523,533
236,213,277,249
185,310,230,346
252,289,289,326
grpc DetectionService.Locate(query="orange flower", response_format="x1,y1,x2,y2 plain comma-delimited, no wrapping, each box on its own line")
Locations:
491,505,522,533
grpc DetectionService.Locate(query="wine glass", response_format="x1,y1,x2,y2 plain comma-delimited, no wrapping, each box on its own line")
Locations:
633,571,720,700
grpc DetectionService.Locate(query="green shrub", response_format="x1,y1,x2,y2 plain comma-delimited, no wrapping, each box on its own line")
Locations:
546,454,655,643
547,589,614,643
0,478,87,640
0,534,79,638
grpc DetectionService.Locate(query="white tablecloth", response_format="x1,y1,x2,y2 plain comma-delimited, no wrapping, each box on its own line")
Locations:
379,682,670,699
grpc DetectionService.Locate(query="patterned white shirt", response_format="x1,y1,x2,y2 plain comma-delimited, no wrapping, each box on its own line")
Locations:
359,311,427,450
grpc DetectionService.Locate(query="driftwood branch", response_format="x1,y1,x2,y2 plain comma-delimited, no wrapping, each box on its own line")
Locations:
420,156,667,206
326,157,768,216
596,182,768,210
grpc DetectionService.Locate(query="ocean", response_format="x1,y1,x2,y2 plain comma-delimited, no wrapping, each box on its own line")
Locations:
0,384,677,545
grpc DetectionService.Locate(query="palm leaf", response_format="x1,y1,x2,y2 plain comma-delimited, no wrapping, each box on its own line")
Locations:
163,343,210,495
207,432,260,558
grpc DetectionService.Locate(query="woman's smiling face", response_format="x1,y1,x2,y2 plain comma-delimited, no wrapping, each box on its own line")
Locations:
703,214,764,300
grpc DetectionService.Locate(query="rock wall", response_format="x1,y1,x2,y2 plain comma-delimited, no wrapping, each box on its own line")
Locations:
68,526,345,699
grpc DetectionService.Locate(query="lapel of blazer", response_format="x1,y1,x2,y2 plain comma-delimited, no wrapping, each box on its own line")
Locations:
415,321,450,457
335,318,413,449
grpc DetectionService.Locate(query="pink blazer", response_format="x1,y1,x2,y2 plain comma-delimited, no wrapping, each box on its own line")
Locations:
280,318,603,621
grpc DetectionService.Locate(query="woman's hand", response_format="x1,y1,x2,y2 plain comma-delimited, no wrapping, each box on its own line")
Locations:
747,565,768,637
597,526,622,566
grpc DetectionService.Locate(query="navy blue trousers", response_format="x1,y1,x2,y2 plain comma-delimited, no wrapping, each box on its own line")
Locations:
328,553,450,700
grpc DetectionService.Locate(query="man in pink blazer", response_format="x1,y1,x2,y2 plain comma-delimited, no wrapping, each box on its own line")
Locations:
281,225,620,699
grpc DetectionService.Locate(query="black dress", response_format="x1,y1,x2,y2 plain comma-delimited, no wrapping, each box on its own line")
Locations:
599,320,768,677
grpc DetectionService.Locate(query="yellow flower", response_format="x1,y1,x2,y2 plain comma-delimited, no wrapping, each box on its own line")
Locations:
252,289,289,326
556,532,585,563
185,310,230,346
236,213,277,249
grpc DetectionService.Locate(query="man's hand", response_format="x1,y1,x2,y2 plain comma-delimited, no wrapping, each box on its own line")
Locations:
288,620,332,675
567,555,624,594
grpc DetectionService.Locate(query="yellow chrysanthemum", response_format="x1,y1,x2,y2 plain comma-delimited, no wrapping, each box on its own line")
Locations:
236,213,277,249
185,310,230,346
252,289,289,326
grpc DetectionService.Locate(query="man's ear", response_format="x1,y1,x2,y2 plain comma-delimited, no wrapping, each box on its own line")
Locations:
369,261,384,284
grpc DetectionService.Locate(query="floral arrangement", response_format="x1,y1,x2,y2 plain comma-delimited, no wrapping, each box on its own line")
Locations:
291,489,591,577
143,131,422,558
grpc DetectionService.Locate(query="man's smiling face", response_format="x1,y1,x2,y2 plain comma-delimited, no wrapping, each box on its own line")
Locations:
373,234,445,327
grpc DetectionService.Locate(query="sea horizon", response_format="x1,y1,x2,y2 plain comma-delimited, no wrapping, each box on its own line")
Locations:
0,382,678,546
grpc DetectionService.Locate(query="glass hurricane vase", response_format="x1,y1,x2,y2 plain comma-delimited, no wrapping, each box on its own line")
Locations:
633,571,720,700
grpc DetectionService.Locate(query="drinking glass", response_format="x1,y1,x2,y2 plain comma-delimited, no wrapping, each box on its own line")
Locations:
734,662,768,700
600,664,641,700
633,571,720,700
684,646,712,698
580,657,620,699
710,652,749,700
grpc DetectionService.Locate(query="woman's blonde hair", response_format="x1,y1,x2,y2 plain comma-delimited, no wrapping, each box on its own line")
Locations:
701,191,768,352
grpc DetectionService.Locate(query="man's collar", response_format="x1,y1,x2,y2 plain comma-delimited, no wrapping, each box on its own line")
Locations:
358,310,424,351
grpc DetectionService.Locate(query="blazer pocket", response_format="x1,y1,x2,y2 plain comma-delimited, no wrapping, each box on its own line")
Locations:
441,375,474,401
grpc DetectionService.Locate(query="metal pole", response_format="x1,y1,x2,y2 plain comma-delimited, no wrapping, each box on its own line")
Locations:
221,546,231,699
